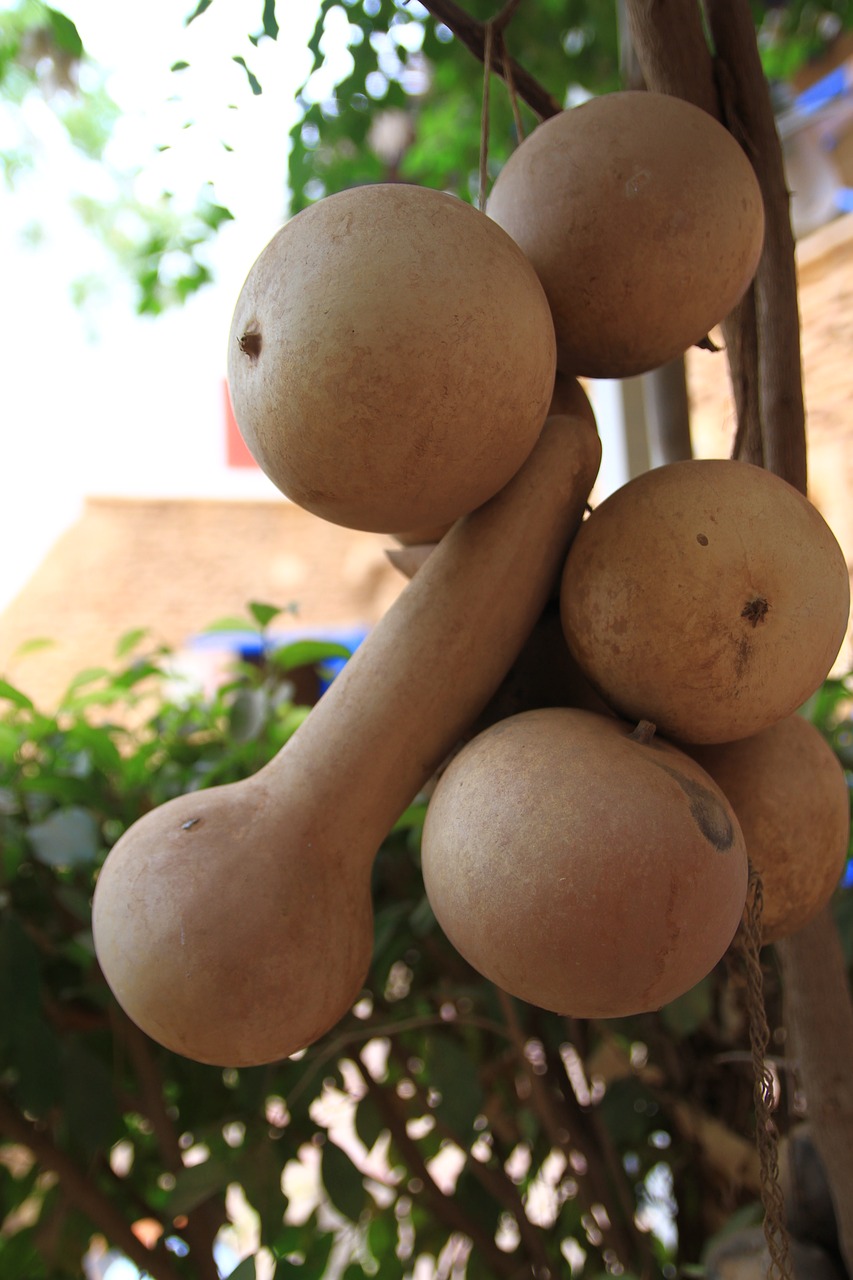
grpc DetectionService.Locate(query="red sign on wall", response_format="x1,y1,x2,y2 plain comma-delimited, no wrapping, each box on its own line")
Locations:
223,380,258,469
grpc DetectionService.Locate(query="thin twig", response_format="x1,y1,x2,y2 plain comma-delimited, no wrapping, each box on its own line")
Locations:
284,1010,512,1110
498,990,653,1274
491,0,525,31
385,1040,557,1274
351,1058,524,1278
418,0,562,120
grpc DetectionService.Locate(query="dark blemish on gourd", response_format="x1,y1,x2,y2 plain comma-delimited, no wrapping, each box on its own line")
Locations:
741,597,769,627
644,758,735,852
238,331,262,360
696,533,709,546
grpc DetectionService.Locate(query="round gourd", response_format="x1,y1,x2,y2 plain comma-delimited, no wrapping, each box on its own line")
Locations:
228,184,557,533
561,459,850,744
421,708,748,1018
688,716,850,942
92,417,601,1067
487,91,765,377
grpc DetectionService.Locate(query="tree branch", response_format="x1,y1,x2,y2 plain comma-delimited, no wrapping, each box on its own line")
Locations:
623,0,719,116
0,1090,183,1280
499,992,655,1276
352,1057,524,1279
385,1039,557,1275
704,0,807,493
417,0,562,120
776,911,853,1271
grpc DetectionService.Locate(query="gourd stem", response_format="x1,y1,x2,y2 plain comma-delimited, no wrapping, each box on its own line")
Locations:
260,418,600,862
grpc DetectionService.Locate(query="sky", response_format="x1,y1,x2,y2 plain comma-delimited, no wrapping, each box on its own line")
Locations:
0,0,332,611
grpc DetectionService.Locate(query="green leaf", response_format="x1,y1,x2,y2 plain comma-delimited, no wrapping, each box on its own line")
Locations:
300,1229,334,1271
262,0,279,41
0,916,40,1050
453,1167,502,1241
166,1157,231,1215
233,55,262,95
268,639,353,672
367,1214,401,1269
236,1138,287,1240
321,1141,366,1222
115,627,149,657
199,199,234,231
248,600,283,629
0,722,21,761
0,679,33,711
171,60,190,71
271,1222,312,1260
421,1038,483,1137
185,0,215,23
225,1259,256,1280
202,616,259,635
408,894,436,938
660,975,713,1036
354,1093,385,1151
391,803,427,836
13,1015,63,1116
26,806,100,867
12,637,54,659
66,722,124,776
62,1040,121,1157
46,7,83,56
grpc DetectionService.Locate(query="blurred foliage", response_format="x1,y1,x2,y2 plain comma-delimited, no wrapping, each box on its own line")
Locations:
286,0,621,214
0,0,232,315
284,0,853,211
3,0,853,309
1,607,851,1277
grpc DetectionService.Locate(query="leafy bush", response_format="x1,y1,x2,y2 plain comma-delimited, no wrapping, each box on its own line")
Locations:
1,611,851,1279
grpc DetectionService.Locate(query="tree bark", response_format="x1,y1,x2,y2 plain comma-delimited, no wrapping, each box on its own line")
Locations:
626,0,853,1266
776,914,853,1267
623,0,719,115
705,0,807,493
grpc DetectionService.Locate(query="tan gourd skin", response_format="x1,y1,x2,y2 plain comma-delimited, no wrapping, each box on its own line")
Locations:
687,715,851,943
486,91,765,378
561,459,850,744
422,708,749,1019
391,374,596,550
92,415,601,1068
227,184,557,534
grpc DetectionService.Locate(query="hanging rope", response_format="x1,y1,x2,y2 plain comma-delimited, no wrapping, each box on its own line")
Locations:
734,862,793,1279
